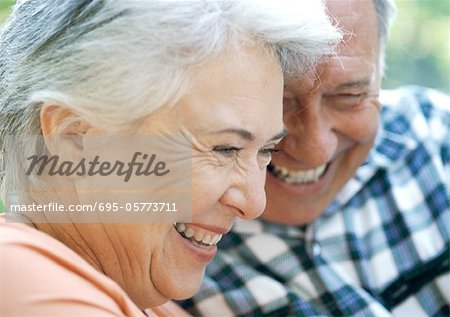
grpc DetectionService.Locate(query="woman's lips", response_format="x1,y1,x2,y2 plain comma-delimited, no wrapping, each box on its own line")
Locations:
173,223,229,263
174,223,223,246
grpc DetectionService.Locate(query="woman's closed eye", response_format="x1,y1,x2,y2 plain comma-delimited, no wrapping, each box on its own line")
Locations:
212,145,242,158
212,145,282,166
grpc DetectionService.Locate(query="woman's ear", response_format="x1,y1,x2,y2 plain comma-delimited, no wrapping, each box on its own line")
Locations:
40,105,91,136
40,105,95,159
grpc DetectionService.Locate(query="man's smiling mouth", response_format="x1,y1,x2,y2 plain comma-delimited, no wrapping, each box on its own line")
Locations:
268,162,329,184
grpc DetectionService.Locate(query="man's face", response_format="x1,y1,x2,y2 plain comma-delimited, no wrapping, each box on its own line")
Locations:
264,0,382,225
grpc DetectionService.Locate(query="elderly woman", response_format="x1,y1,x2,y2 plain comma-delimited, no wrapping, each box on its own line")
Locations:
0,0,340,316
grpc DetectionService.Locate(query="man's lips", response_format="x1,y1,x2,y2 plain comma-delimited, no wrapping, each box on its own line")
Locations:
268,162,329,184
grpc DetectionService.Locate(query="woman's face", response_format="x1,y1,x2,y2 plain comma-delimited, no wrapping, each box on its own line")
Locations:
81,46,285,308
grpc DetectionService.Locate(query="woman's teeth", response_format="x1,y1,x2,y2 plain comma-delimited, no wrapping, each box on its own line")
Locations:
269,163,327,184
174,223,222,247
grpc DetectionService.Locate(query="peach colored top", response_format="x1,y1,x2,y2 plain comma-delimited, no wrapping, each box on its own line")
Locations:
0,216,190,317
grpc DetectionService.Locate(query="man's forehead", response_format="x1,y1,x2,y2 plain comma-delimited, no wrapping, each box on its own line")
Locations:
325,0,375,17
325,0,378,45
285,55,377,92
285,0,381,94
321,54,377,85
324,0,380,76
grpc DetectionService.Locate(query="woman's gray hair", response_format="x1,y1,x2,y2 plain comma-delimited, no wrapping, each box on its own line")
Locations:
0,0,341,200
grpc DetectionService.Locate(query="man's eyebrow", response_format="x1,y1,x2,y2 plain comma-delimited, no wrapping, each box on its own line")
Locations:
335,78,372,90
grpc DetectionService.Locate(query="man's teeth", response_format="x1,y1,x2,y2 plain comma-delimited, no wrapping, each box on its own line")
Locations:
270,163,327,184
174,223,222,246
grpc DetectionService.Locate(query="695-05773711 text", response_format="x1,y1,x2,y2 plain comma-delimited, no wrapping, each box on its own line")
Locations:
8,202,178,213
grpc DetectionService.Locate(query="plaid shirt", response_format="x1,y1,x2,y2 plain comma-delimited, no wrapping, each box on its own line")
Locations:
181,87,450,317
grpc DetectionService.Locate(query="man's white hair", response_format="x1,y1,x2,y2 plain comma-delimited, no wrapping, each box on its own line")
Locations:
374,0,397,74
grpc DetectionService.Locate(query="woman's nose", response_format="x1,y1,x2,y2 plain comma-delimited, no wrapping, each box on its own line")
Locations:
219,164,267,220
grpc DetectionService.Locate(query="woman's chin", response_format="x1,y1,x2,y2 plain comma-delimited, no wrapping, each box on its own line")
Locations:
127,287,168,311
158,268,205,301
170,284,202,301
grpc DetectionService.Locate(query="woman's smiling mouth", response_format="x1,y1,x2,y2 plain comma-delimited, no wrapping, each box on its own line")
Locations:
174,223,223,248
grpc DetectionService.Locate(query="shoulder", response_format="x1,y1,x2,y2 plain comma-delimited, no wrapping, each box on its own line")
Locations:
0,219,143,317
0,219,92,277
380,86,449,112
369,86,450,172
380,86,450,144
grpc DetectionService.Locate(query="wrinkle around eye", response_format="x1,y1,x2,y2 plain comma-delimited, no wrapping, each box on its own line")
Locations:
192,151,230,170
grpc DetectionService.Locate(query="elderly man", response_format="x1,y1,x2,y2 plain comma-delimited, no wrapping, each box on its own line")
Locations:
181,0,450,316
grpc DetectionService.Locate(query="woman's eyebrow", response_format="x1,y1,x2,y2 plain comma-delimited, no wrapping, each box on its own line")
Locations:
209,127,286,142
210,128,255,141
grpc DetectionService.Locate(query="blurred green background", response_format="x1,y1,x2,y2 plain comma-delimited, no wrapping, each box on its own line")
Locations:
383,0,449,92
0,0,12,22
0,0,448,89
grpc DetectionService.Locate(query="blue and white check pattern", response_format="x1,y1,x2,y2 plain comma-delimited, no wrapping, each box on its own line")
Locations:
181,87,450,317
